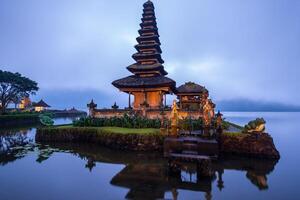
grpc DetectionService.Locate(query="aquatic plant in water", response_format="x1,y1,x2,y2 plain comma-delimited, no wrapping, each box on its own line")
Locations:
39,114,54,126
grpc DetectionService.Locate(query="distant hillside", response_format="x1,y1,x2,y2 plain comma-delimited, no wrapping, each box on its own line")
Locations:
216,99,300,112
15,89,300,112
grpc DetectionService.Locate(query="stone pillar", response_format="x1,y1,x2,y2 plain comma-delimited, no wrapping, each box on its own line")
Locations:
89,108,94,117
87,100,97,118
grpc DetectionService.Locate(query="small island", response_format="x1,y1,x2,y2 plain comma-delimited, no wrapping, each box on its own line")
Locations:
36,0,279,165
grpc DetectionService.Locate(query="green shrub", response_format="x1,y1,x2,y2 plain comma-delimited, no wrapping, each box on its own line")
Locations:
73,114,207,130
179,117,203,131
73,114,162,129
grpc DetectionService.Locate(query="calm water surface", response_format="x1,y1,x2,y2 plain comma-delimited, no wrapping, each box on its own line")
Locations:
0,113,299,200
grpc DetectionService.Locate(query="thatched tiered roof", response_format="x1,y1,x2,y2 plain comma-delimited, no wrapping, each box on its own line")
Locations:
176,82,208,94
127,0,167,76
112,0,175,91
112,75,176,90
33,100,50,108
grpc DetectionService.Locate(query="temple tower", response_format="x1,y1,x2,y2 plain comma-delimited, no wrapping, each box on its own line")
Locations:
112,0,176,110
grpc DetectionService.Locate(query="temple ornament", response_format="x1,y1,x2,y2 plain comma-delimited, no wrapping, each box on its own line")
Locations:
203,99,214,127
243,118,266,133
170,100,179,137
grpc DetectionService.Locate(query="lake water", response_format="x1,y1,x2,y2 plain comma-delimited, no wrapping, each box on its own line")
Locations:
0,112,299,200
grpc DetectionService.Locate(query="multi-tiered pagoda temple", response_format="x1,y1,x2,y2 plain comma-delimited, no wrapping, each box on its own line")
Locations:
88,0,216,120
112,0,176,110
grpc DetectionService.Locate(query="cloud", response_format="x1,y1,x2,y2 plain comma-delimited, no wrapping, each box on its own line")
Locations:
166,56,300,105
1,0,299,108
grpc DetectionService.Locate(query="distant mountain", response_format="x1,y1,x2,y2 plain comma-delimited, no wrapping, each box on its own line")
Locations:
216,99,300,112
14,88,300,112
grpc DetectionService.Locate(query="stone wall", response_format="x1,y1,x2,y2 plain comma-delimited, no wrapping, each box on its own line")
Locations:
36,127,165,151
220,132,280,159
36,127,280,159
93,109,127,118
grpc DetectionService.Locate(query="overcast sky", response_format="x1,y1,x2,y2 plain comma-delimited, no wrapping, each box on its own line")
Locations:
1,0,299,109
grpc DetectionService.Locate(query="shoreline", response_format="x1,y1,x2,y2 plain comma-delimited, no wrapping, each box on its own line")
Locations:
0,114,40,127
36,126,164,151
36,126,280,159
0,111,86,128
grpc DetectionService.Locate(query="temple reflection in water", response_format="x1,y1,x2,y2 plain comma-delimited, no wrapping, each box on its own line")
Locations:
27,143,277,200
0,126,278,199
2,114,298,200
0,126,277,200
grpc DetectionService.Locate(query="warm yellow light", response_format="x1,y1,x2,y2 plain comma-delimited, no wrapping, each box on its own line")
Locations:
35,107,44,112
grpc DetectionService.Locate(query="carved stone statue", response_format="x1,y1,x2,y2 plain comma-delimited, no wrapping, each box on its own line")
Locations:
170,100,179,137
216,111,223,129
243,118,266,133
203,99,213,127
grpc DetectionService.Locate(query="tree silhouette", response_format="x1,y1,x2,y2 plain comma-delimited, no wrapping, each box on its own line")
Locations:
0,70,39,113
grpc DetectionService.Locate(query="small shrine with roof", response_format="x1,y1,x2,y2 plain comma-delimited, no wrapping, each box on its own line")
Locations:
88,0,216,120
33,99,51,112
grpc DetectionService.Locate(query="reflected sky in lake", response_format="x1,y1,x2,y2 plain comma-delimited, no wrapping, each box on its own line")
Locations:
0,113,299,200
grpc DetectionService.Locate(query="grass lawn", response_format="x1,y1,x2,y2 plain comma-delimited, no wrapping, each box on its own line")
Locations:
99,127,160,135
223,131,243,137
54,126,160,135
223,121,243,130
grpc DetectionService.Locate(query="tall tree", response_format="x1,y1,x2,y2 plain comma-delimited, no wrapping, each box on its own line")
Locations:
0,70,39,114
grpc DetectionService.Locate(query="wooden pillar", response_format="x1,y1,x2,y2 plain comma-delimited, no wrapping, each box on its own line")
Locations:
180,96,182,109
128,92,131,109
144,91,147,103
164,93,167,108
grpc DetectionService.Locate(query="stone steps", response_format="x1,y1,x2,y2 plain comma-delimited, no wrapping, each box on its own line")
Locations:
169,153,211,162
182,150,198,155
164,136,219,162
182,143,199,151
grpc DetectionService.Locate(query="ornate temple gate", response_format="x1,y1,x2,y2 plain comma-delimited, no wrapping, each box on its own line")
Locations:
163,100,222,174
